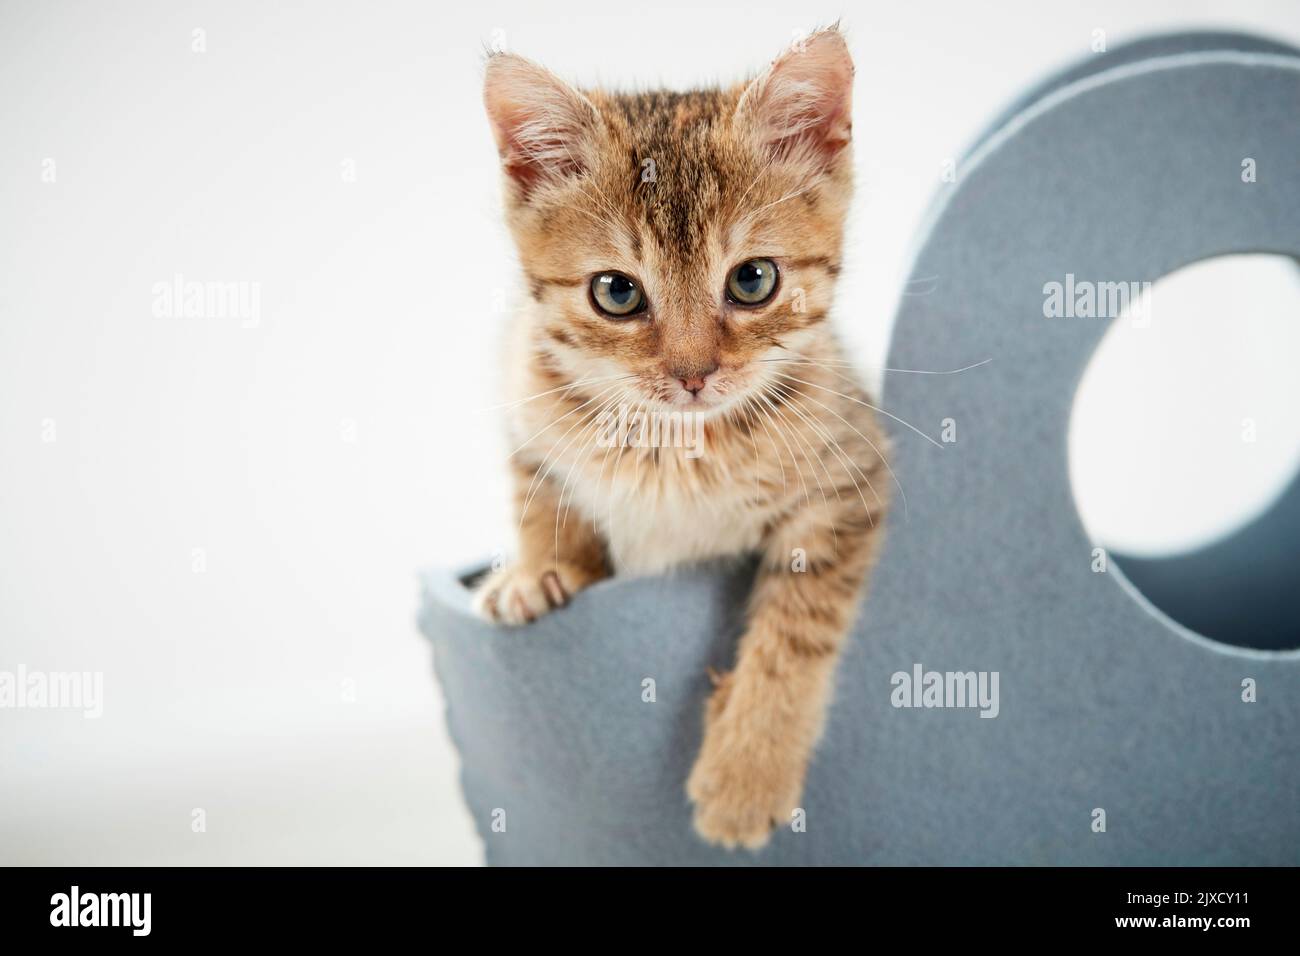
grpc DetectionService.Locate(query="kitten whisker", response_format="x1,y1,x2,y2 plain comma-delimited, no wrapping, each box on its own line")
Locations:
770,370,944,450
736,395,763,503
779,385,890,522
784,385,904,516
504,381,625,462
877,358,992,376
484,373,638,413
765,352,910,513
744,390,789,499
758,356,993,376
517,398,608,537
554,424,601,558
756,385,839,549
753,390,811,509
590,407,621,538
556,385,631,541
763,380,877,523
525,390,623,547
764,345,962,464
515,385,625,534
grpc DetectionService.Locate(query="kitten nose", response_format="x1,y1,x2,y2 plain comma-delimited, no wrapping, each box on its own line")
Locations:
674,362,717,395
670,361,722,398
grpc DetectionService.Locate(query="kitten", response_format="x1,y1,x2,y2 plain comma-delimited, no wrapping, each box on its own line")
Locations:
475,26,890,850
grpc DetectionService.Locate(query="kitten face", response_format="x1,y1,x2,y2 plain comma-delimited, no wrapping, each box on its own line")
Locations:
485,29,854,417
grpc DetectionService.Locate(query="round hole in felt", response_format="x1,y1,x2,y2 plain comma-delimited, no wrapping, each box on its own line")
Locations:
1068,253,1300,651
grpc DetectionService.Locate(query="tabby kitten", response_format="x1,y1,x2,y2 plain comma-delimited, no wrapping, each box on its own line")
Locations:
475,26,890,850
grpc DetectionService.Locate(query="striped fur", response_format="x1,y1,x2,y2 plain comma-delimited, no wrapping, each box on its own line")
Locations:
476,26,890,850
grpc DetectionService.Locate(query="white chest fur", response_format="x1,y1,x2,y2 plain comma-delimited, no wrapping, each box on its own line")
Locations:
602,485,766,574
553,447,770,575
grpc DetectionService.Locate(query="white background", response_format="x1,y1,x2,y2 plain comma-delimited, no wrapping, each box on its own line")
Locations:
2,0,1297,865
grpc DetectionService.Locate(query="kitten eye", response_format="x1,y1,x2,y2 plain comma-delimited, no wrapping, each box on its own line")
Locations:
590,272,646,318
726,258,779,306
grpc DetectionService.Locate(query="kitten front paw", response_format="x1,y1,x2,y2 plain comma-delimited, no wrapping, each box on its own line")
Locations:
472,560,599,626
686,673,806,850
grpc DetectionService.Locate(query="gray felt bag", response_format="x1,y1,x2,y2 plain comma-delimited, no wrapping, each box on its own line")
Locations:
419,31,1300,865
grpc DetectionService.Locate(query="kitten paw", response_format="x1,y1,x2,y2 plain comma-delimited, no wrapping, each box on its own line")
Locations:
472,561,598,626
686,675,805,850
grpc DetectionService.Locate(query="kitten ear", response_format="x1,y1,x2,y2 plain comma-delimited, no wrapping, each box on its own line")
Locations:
483,53,600,196
736,27,854,168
